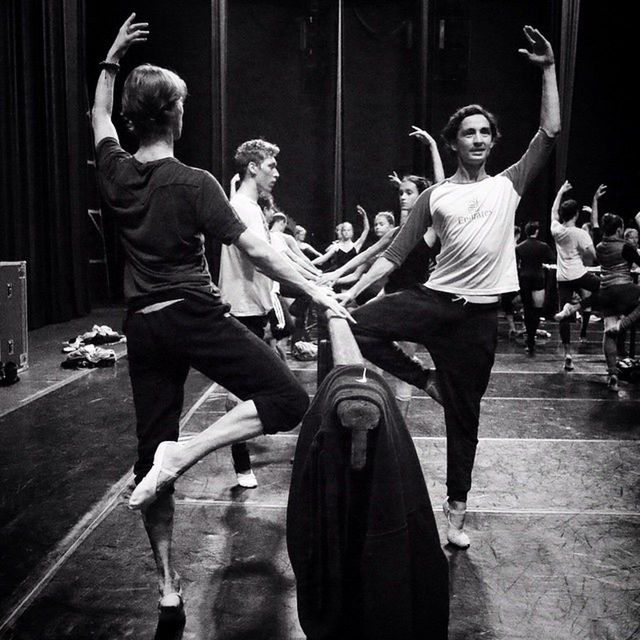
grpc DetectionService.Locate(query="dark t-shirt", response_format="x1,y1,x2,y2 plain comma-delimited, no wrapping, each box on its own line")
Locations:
516,237,554,281
596,237,640,289
96,138,246,305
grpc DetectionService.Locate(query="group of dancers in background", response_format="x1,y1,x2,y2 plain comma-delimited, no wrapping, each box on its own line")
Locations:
90,13,638,623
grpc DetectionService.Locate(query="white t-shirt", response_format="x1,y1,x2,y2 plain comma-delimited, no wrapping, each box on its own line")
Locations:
219,192,273,316
385,129,556,296
550,220,593,282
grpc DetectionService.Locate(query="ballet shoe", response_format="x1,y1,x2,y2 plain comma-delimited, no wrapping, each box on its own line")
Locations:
563,355,574,371
554,302,579,322
236,469,258,488
129,441,181,510
158,589,185,623
442,500,470,549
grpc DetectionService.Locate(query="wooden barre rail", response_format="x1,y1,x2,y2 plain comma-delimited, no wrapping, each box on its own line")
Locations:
317,309,380,470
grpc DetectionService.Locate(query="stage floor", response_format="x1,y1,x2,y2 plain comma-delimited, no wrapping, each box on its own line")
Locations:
0,310,638,639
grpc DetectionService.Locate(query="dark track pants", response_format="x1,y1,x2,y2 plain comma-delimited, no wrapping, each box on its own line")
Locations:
124,296,308,484
351,285,498,502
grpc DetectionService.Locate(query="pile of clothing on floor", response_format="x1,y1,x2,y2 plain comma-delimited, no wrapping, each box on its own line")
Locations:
60,325,124,369
291,340,318,361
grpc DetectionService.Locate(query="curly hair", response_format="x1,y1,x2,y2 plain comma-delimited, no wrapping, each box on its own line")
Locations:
440,104,501,149
234,139,280,179
121,64,187,142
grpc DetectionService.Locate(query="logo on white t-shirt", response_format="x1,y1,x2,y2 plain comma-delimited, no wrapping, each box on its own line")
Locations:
457,197,492,226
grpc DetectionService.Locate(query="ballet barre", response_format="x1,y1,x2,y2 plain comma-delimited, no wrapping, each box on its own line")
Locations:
316,309,380,470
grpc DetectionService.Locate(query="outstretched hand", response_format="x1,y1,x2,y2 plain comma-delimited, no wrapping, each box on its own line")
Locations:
356,204,368,219
387,171,402,187
593,184,607,201
312,287,356,323
317,271,338,287
409,126,436,146
108,13,149,62
559,180,572,194
518,26,554,67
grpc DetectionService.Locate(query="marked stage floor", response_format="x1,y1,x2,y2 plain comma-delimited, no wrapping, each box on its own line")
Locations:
0,311,638,639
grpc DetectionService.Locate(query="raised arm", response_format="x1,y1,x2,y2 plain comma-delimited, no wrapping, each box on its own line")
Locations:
590,184,607,229
91,13,149,147
387,171,402,188
551,180,572,226
409,126,445,183
353,205,371,252
518,26,561,138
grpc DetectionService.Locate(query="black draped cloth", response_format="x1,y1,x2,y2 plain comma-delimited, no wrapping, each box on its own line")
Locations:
287,365,449,640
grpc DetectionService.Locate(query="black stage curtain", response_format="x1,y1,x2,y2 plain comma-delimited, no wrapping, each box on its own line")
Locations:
1,0,90,329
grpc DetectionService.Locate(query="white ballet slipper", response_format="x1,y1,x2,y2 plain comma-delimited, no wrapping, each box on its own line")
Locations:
128,441,181,511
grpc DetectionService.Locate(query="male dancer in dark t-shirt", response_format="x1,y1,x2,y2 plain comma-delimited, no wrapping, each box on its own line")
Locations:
516,221,555,354
92,14,351,619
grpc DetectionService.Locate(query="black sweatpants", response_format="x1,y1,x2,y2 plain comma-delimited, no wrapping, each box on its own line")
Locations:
351,285,498,502
124,296,309,484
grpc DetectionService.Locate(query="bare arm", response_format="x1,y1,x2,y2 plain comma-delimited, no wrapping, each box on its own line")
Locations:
551,180,572,226
318,226,398,285
282,234,321,273
282,246,320,280
353,205,371,252
334,263,369,287
235,229,353,321
91,14,149,147
590,184,607,229
311,244,337,267
300,241,323,259
337,256,396,306
519,26,561,138
409,126,445,183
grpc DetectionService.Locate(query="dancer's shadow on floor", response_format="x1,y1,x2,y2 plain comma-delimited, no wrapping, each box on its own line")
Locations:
201,504,293,640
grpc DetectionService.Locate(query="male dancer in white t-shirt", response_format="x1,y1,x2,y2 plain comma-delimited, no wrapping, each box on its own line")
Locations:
549,180,599,371
338,26,560,548
219,139,280,488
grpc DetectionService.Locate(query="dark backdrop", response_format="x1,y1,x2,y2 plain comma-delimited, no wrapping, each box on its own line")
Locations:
0,1,633,326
